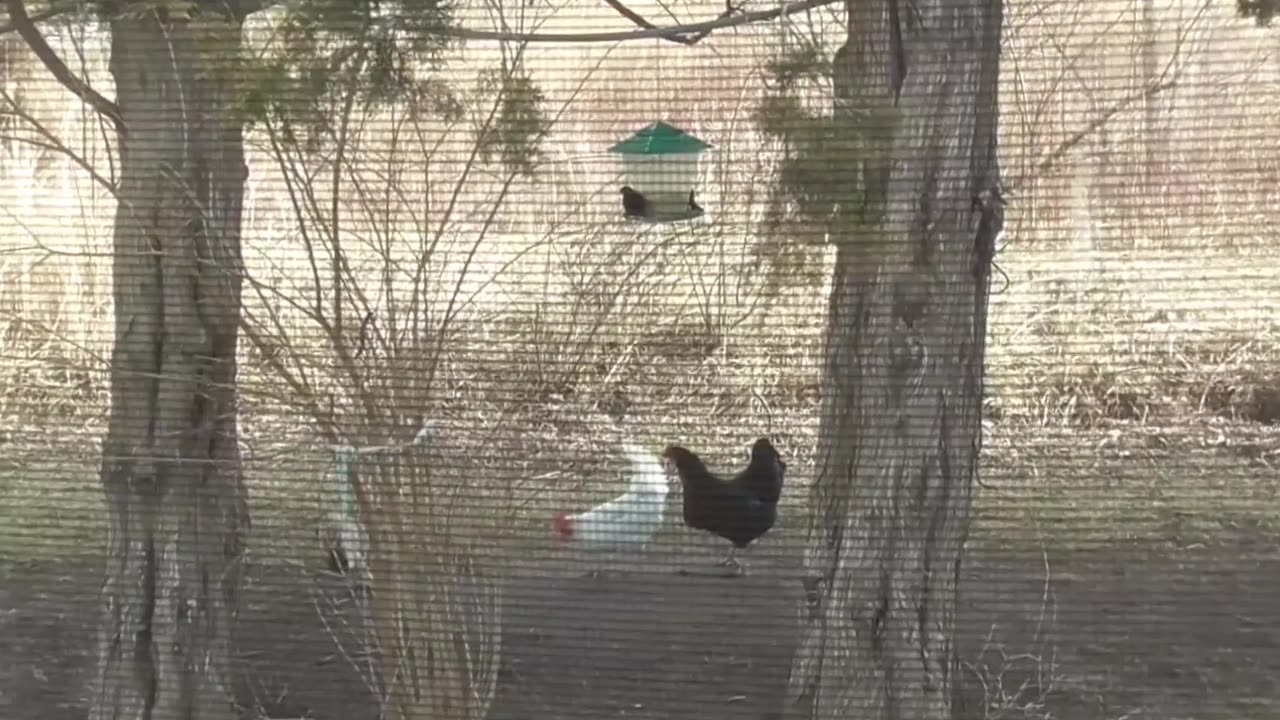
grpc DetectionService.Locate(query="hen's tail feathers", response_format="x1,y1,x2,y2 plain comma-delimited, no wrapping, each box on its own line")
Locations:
620,443,668,498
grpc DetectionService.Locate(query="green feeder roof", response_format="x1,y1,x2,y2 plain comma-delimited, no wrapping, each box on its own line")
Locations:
608,121,713,155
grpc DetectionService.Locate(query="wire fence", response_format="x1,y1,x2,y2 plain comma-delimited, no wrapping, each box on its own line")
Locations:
0,0,1278,718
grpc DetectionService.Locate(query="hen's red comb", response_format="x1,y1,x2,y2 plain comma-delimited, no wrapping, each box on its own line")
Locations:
552,513,573,538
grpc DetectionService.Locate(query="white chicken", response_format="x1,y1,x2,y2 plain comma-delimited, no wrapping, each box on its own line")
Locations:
552,443,668,576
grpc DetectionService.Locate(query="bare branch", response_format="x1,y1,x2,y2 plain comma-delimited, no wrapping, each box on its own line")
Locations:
602,0,740,46
4,0,124,135
5,0,838,47
0,0,275,32
436,0,837,44
1017,0,1214,187
1028,77,1177,181
0,87,119,196
0,0,78,35
225,0,283,17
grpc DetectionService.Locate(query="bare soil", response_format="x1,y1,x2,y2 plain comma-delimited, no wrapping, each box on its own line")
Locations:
1,537,1278,720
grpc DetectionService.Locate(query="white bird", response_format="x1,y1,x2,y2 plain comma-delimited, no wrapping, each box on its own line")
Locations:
323,420,438,581
324,445,369,579
552,443,669,576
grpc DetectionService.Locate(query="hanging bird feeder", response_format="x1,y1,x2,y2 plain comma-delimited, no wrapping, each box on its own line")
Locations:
608,121,713,223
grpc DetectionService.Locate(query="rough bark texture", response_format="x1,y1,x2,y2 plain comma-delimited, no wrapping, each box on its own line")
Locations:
785,0,1003,718
90,7,250,720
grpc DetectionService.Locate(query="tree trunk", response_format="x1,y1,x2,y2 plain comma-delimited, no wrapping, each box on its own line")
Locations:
784,0,1003,718
90,7,249,720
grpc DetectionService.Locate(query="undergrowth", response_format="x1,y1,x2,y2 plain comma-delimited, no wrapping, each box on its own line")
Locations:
1,0,1278,571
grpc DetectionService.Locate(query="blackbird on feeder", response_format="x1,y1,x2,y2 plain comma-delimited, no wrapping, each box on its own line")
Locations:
620,185,650,219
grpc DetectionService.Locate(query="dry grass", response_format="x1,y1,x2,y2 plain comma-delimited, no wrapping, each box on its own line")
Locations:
0,0,1278,571
356,433,506,720
963,547,1060,720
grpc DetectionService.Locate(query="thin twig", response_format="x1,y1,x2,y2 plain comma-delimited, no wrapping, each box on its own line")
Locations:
434,0,837,44
4,0,124,135
0,91,119,197
602,0,740,46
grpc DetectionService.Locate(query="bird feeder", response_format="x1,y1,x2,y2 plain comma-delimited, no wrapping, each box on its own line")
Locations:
608,121,713,223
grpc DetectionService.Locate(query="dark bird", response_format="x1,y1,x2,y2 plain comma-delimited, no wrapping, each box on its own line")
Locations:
662,437,786,575
620,185,650,219
688,189,703,215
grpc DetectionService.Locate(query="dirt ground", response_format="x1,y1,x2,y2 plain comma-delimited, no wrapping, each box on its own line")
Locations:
1,537,1278,720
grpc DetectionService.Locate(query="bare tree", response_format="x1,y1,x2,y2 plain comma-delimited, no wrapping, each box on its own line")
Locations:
6,2,267,714
2,0,456,716
783,0,1003,718
13,5,255,718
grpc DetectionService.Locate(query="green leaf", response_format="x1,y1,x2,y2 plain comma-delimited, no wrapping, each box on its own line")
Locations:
476,68,550,178
1237,0,1277,26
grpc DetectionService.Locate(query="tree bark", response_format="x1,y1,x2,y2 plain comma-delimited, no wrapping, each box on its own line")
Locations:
784,0,1003,718
90,7,250,720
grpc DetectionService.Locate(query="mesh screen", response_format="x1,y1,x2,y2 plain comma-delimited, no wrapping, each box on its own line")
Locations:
1,0,1278,718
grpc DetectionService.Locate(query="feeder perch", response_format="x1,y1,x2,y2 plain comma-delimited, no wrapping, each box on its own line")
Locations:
608,121,713,223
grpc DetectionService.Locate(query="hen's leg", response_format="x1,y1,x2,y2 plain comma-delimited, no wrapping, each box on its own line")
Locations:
585,548,605,579
575,545,602,579
583,546,621,579
582,552,601,579
717,546,746,576
676,544,743,577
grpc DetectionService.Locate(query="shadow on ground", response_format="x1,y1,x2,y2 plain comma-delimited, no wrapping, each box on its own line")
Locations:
2,538,1278,720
